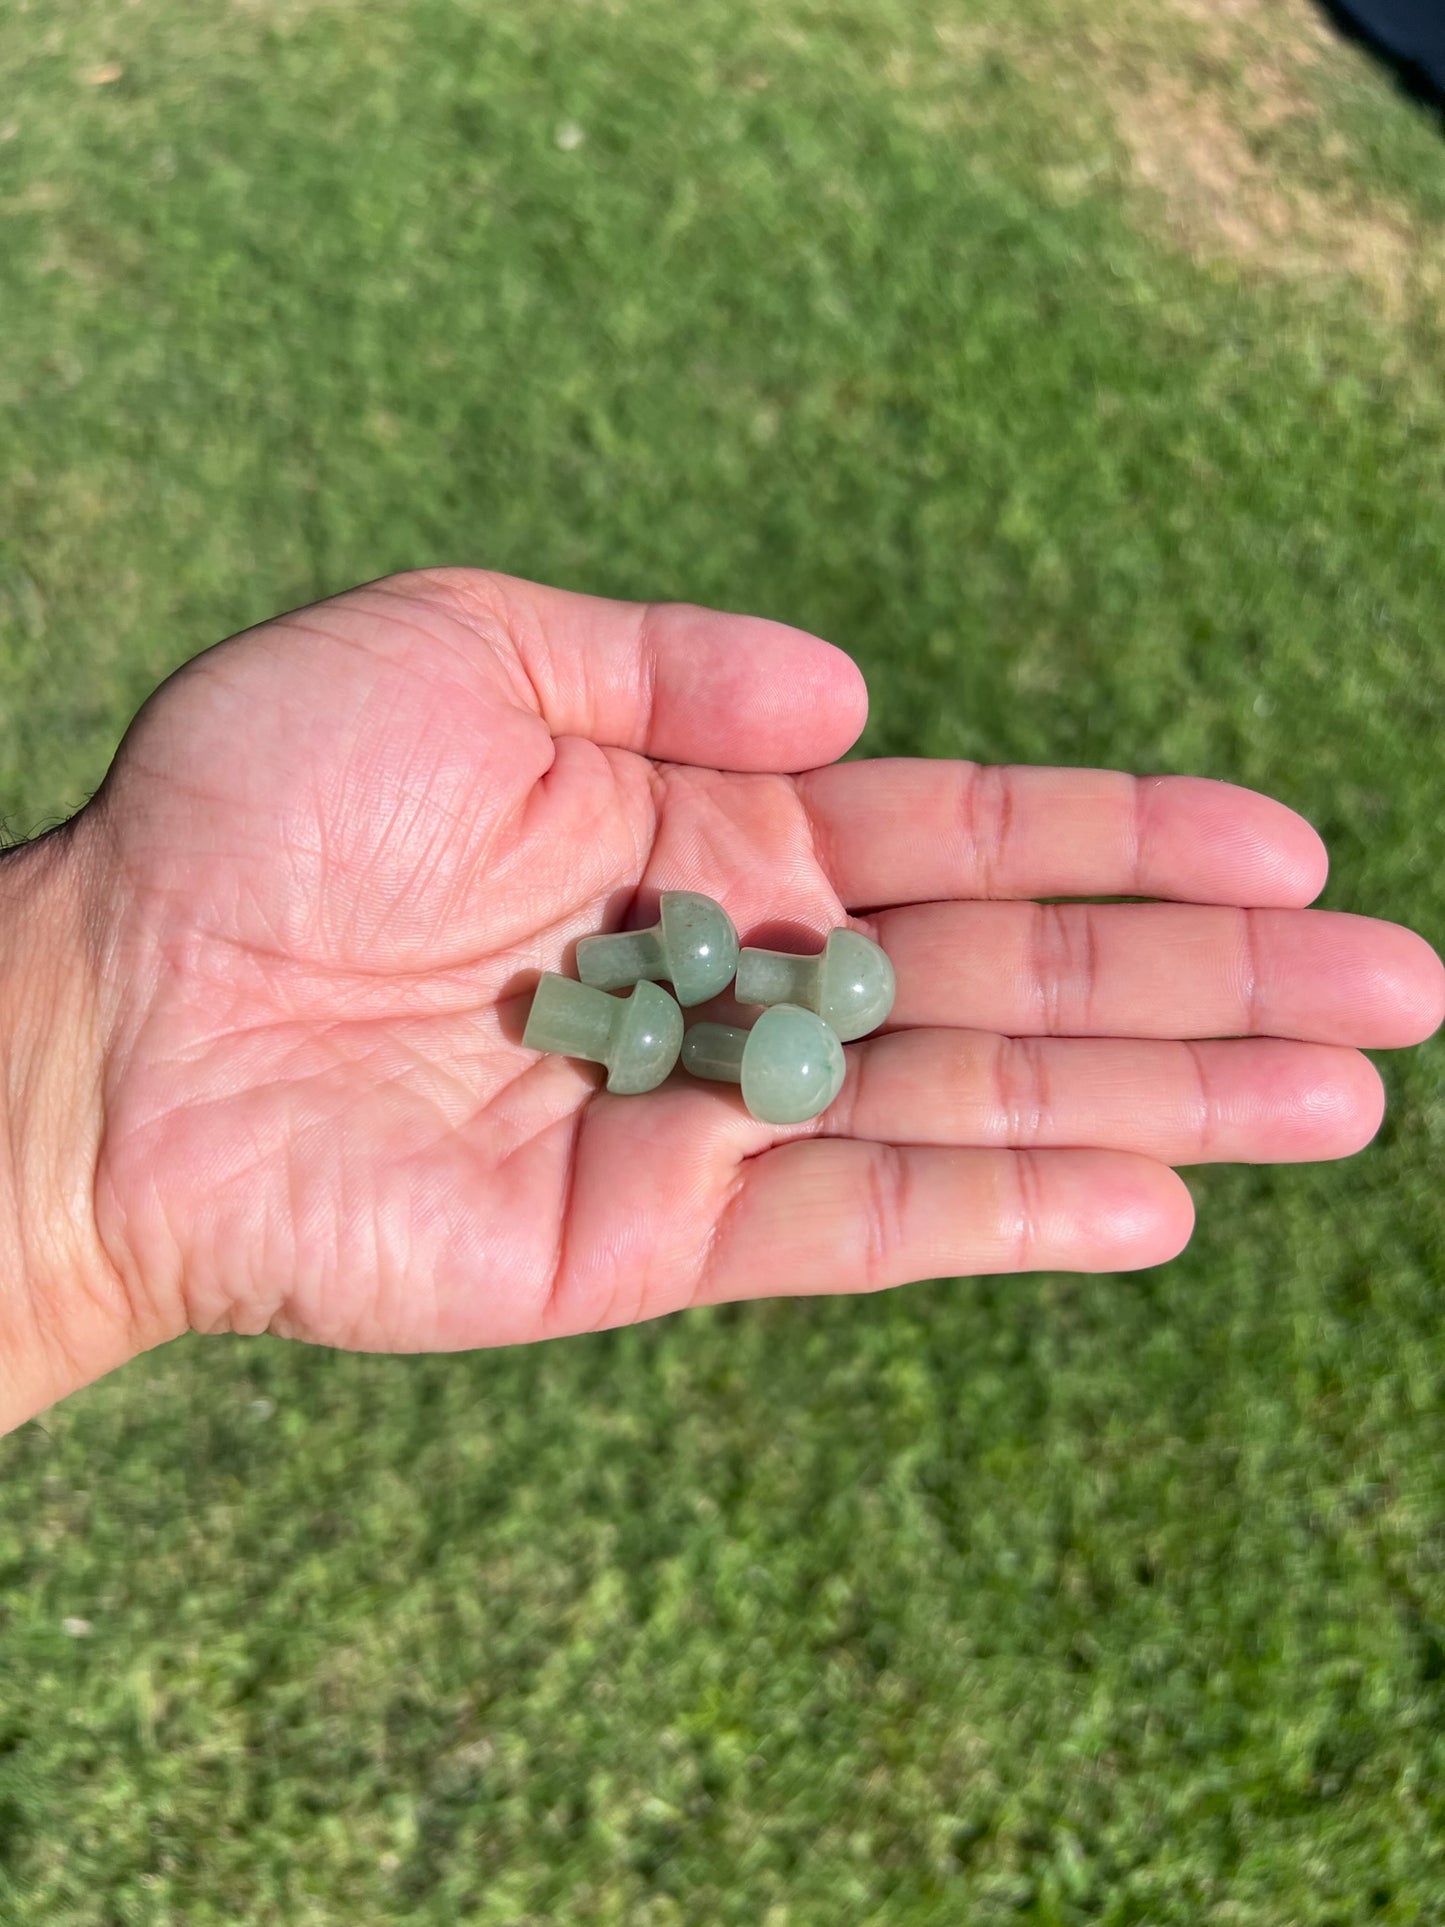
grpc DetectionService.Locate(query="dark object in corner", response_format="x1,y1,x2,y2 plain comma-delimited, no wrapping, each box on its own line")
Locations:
1324,0,1445,103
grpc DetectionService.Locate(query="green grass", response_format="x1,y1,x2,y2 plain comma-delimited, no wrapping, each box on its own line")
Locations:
3,1,1444,1919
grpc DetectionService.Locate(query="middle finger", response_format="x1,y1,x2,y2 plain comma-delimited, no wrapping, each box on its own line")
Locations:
872,902,1441,1046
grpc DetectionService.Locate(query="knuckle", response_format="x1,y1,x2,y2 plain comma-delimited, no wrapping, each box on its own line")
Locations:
992,1035,1049,1145
860,1145,910,1290
1008,1150,1044,1271
1031,904,1099,1034
962,764,1015,898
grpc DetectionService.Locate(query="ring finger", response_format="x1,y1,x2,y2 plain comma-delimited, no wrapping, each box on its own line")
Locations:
813,1030,1386,1165
872,901,1443,1047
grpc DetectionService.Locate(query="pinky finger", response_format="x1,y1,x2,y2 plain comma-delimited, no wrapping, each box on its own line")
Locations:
703,1145,1195,1304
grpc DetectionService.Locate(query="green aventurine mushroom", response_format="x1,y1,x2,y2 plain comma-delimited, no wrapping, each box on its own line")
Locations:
734,928,895,1043
575,891,739,1007
682,1004,847,1125
523,974,683,1094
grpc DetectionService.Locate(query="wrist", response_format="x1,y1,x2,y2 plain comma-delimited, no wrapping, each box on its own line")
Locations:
0,825,141,1431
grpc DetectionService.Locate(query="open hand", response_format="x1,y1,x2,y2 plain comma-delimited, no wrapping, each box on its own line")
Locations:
61,570,1444,1362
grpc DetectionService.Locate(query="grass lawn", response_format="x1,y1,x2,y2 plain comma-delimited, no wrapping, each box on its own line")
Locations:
3,0,1444,1919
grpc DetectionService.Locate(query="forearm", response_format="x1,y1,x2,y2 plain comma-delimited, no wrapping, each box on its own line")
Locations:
0,827,136,1432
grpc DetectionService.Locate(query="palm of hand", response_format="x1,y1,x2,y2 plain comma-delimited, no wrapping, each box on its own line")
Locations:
89,574,853,1349
84,571,1442,1356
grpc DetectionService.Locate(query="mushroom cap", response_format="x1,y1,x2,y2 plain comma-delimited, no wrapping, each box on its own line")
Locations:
740,1004,847,1124
658,891,740,1006
606,980,684,1094
817,929,896,1042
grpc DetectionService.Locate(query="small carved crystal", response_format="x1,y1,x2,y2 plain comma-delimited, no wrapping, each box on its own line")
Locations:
523,973,683,1094
576,891,740,1007
682,1004,847,1125
734,928,895,1042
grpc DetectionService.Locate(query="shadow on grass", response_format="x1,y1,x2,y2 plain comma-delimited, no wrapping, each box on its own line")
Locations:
1315,0,1445,115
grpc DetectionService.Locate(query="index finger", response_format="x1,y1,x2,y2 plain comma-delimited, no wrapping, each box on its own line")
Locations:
796,761,1329,909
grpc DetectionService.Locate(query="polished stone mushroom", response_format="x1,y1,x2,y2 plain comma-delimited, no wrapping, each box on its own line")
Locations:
682,1004,846,1125
734,928,894,1043
576,891,739,1007
523,973,683,1094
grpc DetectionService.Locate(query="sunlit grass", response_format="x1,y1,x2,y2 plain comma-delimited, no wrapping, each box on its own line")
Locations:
2,1,1443,1918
